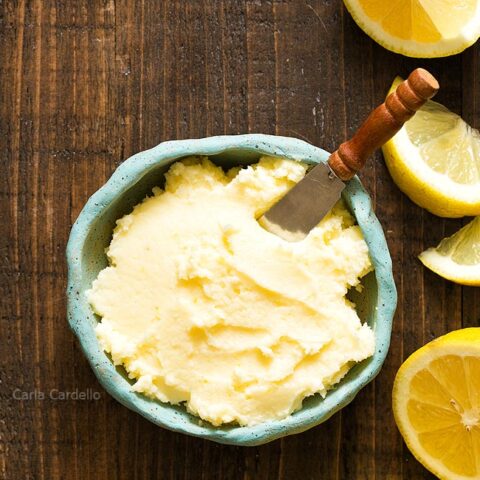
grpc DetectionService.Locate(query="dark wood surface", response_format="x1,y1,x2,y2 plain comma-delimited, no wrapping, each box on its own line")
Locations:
1,1,479,479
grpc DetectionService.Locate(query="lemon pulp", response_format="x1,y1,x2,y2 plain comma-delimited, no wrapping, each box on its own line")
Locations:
419,216,480,285
393,328,480,479
382,77,480,218
405,102,480,186
344,0,480,57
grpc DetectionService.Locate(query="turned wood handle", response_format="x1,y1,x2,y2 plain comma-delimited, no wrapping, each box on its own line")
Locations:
328,68,439,181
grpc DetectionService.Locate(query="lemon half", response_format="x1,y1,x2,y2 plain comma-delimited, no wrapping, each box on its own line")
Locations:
419,216,480,286
382,77,480,218
344,0,480,58
393,328,480,480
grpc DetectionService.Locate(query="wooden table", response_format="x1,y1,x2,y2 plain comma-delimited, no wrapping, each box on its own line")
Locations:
1,1,479,478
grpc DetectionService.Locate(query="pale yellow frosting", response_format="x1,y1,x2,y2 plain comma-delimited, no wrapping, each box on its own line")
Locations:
87,157,375,426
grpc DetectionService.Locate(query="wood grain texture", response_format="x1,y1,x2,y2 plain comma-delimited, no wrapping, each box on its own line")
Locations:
0,1,479,479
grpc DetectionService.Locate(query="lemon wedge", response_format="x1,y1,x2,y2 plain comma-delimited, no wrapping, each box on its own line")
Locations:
393,328,480,480
419,216,480,286
343,0,480,57
382,77,480,218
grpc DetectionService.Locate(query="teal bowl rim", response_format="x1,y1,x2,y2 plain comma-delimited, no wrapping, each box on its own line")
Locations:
66,134,397,446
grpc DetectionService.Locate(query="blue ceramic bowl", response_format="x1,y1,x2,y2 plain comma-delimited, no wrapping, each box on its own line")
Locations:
66,134,396,446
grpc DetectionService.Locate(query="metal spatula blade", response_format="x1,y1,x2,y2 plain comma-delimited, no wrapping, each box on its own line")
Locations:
259,162,345,242
259,68,439,242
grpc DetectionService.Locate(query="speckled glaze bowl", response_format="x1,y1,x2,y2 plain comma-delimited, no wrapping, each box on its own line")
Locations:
66,134,396,446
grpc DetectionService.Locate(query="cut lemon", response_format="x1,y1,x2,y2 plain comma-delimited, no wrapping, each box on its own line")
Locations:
382,77,480,218
419,216,480,286
343,0,480,57
393,328,480,480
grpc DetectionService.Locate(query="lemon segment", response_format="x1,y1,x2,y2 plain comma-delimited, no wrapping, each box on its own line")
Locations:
343,0,480,58
393,328,480,480
419,216,480,286
382,77,480,218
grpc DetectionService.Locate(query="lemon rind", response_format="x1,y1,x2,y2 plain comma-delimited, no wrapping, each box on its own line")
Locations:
344,0,480,58
385,128,480,201
383,131,480,217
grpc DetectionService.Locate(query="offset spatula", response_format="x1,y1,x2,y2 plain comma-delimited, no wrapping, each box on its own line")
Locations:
260,68,439,241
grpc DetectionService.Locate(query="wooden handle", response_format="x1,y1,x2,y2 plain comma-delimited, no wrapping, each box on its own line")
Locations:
328,68,439,181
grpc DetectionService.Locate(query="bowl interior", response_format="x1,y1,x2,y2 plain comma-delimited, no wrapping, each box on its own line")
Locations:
68,135,394,446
